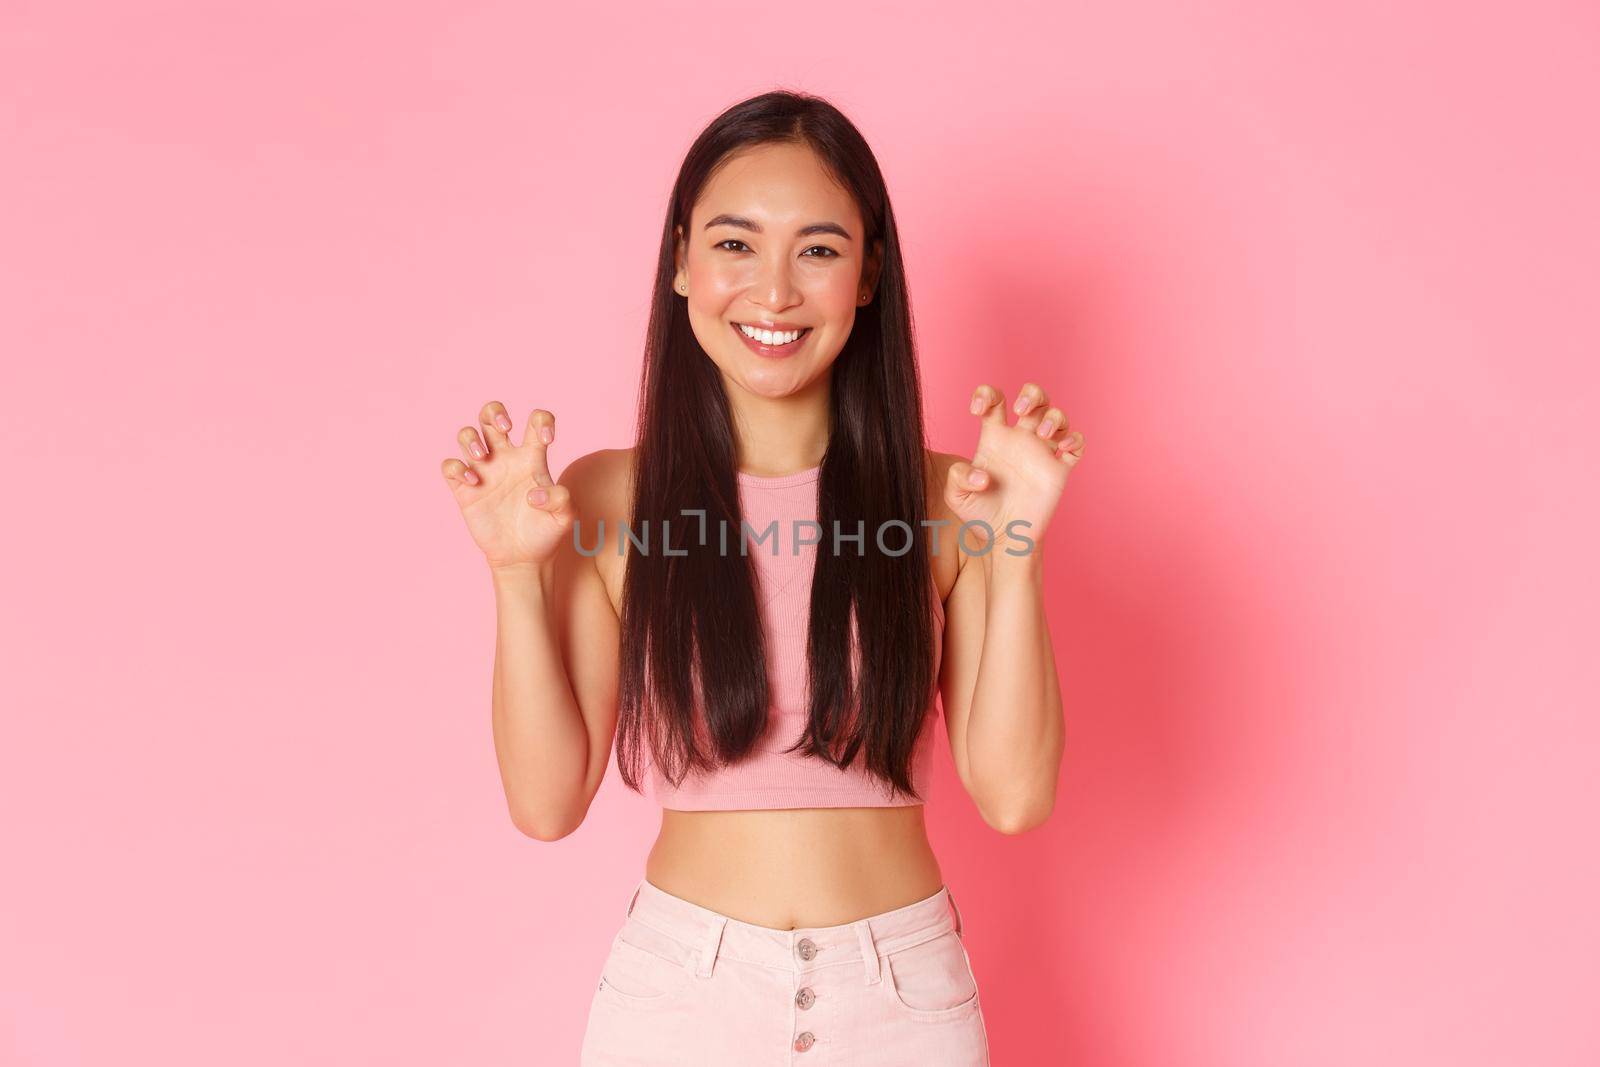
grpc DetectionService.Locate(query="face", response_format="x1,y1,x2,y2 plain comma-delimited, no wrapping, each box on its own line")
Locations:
673,141,881,399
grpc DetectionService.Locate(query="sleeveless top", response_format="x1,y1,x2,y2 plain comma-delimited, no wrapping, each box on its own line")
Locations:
644,464,946,810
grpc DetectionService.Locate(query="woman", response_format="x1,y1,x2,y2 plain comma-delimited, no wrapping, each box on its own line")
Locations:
440,90,1084,1065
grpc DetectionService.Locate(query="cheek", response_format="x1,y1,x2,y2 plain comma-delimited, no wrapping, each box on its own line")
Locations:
807,270,861,312
690,258,750,295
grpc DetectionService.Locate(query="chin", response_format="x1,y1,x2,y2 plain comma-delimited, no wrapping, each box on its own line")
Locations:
738,370,809,397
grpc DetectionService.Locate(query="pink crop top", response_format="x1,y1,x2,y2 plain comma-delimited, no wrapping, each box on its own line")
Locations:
644,464,946,811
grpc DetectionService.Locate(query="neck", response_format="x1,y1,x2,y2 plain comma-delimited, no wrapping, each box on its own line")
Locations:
725,371,831,476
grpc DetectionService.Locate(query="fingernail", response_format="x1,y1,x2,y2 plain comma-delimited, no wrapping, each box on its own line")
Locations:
496,414,512,432
463,469,479,484
469,440,486,458
969,468,986,486
1014,395,1028,414
970,397,984,415
541,426,554,444
530,488,548,505
1038,418,1055,437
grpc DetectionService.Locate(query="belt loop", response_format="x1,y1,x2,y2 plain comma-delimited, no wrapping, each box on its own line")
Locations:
947,885,965,939
853,919,882,985
695,915,727,978
626,878,644,917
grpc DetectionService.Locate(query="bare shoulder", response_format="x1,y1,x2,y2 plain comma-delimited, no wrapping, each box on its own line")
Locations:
555,447,633,608
925,449,967,522
555,446,634,515
924,449,969,595
927,449,964,489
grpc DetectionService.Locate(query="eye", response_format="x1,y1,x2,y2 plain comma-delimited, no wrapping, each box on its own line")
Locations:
713,239,839,259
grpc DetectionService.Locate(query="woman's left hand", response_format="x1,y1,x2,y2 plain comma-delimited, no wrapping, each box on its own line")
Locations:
945,382,1086,555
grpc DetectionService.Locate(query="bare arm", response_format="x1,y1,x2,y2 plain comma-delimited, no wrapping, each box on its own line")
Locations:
442,402,621,841
934,377,1083,834
939,537,1065,835
488,518,619,839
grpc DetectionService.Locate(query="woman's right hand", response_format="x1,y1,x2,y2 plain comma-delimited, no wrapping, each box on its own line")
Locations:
440,401,574,572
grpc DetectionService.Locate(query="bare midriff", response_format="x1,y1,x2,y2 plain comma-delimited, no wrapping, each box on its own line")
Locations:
597,451,963,932
643,805,945,930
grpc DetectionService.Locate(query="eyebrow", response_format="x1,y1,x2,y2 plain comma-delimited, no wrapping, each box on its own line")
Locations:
702,213,854,241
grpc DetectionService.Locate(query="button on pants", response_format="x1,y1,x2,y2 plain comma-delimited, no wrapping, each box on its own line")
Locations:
580,875,989,1065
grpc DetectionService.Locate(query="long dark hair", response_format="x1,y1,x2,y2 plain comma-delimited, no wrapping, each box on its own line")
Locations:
616,89,938,802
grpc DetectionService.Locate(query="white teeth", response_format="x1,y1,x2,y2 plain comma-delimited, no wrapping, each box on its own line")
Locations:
738,324,802,345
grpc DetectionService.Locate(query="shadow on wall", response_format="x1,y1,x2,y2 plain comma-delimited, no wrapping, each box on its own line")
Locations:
924,223,1310,1064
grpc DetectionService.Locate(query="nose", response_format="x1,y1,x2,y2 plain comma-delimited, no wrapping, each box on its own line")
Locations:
749,251,800,310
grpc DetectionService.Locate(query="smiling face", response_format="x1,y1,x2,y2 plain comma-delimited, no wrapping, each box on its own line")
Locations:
673,141,880,401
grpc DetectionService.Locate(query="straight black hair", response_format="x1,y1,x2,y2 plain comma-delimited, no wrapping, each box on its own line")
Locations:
616,89,939,801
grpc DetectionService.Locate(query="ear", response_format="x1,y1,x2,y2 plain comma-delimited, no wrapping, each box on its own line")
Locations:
673,223,688,287
862,237,885,296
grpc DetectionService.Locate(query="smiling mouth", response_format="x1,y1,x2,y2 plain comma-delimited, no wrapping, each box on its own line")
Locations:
731,322,813,354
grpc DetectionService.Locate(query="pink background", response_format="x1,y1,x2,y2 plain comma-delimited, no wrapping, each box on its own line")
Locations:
3,2,1596,1064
